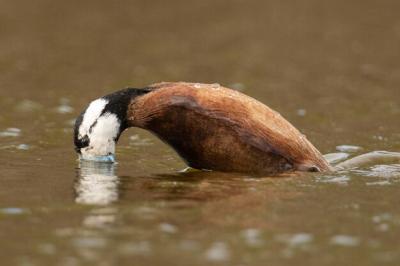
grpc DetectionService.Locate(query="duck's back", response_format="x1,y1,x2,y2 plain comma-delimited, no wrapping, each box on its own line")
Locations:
128,82,331,174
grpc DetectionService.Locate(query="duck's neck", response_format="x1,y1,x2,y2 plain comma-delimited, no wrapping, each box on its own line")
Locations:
101,87,152,134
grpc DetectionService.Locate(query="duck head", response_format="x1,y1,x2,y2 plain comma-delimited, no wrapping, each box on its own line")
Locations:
73,88,150,162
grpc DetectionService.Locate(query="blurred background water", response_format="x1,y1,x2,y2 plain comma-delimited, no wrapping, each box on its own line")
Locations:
0,0,400,265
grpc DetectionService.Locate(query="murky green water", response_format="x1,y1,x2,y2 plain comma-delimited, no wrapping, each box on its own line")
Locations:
1,0,400,265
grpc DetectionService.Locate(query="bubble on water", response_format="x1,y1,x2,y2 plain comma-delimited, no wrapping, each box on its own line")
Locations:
355,164,400,186
59,256,80,266
344,203,360,210
179,240,200,251
0,207,26,215
56,98,74,114
57,105,74,114
230,83,245,91
72,237,107,249
289,233,313,246
358,164,400,179
373,135,386,141
133,206,158,220
66,119,76,126
129,135,139,141
205,242,231,262
318,175,350,185
54,228,75,237
241,228,264,247
78,249,99,261
0,128,21,137
366,180,391,186
129,134,153,146
16,257,36,266
336,145,363,153
211,83,220,89
15,99,42,112
296,109,307,116
83,214,116,228
276,233,313,247
38,243,56,255
17,144,30,150
119,241,151,255
373,251,398,263
372,213,392,223
330,235,360,247
159,223,178,234
376,223,389,232
367,239,381,248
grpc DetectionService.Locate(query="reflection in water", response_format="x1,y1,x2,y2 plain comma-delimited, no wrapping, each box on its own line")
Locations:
82,207,118,228
75,161,119,205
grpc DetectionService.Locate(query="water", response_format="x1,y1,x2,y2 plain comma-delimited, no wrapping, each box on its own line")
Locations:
1,0,400,265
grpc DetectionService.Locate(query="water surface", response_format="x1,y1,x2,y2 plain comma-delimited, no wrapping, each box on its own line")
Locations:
1,1,400,265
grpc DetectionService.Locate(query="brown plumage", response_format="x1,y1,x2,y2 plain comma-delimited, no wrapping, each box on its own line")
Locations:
127,82,332,174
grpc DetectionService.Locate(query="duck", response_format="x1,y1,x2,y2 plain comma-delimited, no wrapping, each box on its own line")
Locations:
74,82,335,174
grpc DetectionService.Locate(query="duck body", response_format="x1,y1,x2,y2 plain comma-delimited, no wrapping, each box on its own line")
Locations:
126,82,331,174
74,82,331,174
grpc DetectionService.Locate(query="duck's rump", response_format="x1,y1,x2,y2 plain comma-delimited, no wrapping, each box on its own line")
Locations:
128,82,331,174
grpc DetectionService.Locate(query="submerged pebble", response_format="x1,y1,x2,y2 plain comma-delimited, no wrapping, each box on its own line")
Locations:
0,128,21,137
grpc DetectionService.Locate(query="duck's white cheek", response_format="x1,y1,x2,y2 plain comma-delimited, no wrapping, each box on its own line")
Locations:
91,114,120,140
